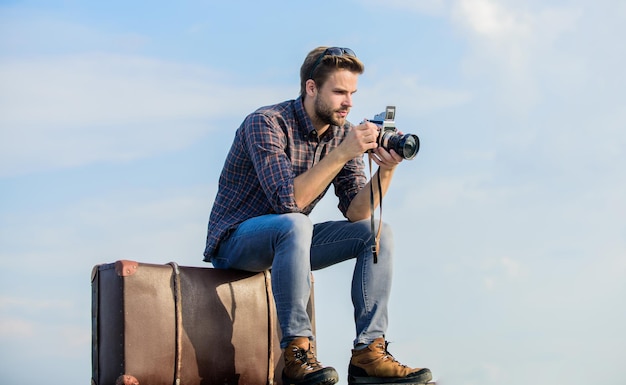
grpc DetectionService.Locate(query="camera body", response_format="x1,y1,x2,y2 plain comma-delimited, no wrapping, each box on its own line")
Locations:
368,106,420,160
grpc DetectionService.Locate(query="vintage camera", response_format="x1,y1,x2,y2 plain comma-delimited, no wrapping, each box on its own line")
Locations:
368,106,420,160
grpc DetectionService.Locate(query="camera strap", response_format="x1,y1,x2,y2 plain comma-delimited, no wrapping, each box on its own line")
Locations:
368,155,383,264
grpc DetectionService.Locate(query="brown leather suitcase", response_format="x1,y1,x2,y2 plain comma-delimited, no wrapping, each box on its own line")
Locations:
91,260,316,385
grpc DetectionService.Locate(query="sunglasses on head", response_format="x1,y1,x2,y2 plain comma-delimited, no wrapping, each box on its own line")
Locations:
308,47,357,79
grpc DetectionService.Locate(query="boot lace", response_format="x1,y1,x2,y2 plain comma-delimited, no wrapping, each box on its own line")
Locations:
377,341,409,368
292,346,322,371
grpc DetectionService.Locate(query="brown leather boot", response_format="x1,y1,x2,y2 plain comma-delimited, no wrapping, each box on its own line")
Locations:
348,338,432,384
282,337,339,385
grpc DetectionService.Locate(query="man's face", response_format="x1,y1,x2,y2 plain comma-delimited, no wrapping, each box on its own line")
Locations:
313,69,358,127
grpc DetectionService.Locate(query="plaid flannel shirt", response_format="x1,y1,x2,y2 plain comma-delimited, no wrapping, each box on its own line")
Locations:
203,97,366,261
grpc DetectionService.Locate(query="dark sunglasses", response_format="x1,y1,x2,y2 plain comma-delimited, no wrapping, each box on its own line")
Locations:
308,47,357,79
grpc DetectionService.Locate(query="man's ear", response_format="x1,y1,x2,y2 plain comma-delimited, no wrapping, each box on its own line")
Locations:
305,79,317,97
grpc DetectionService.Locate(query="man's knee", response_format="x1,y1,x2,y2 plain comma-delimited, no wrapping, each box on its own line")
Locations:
379,221,394,242
276,213,313,239
355,219,394,243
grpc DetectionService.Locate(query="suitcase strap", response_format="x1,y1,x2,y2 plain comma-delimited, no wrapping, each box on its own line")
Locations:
264,270,276,385
168,262,183,385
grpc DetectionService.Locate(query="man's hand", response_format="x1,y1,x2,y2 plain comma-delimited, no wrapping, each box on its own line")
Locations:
293,121,381,209
368,146,403,170
339,121,380,160
368,126,406,171
344,137,402,222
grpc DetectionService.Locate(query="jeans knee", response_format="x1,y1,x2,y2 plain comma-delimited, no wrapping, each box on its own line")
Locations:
277,213,313,241
375,221,395,260
379,221,394,243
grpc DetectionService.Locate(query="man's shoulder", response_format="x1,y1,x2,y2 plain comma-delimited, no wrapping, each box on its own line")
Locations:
253,99,297,118
240,97,310,136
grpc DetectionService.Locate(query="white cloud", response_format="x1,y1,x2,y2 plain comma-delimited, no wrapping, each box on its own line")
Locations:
481,256,525,290
0,296,78,340
456,0,526,38
451,1,584,112
0,296,73,310
1,187,212,271
0,318,36,338
361,0,447,15
0,53,291,177
1,54,217,126
351,75,472,123
499,256,521,278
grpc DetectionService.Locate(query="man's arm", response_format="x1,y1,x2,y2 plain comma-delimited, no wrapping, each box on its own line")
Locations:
345,147,403,222
293,121,380,209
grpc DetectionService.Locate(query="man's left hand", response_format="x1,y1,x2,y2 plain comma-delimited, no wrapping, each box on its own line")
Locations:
368,146,403,170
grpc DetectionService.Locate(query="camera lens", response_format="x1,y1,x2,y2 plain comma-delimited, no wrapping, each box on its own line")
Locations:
388,133,420,160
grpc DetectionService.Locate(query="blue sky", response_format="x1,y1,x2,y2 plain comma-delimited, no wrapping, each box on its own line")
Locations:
1,1,625,384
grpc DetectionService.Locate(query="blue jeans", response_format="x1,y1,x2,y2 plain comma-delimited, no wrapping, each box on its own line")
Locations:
211,213,394,348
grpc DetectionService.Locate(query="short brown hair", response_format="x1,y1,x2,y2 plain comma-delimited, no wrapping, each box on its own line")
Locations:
299,46,365,98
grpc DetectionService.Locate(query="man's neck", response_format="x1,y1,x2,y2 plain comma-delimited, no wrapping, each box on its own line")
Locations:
303,97,330,136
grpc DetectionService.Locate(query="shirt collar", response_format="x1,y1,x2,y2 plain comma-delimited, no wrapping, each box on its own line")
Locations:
294,96,337,141
294,96,317,137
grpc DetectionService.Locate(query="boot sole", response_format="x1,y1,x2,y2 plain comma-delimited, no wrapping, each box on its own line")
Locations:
348,381,436,385
348,368,433,385
282,368,339,385
348,379,435,385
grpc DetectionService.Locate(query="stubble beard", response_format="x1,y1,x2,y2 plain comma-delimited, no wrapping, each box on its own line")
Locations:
314,96,348,127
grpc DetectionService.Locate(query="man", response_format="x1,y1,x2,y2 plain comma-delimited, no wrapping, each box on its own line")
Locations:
203,46,433,385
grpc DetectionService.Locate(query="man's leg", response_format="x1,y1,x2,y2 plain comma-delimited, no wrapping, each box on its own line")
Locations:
310,219,393,346
311,219,433,385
